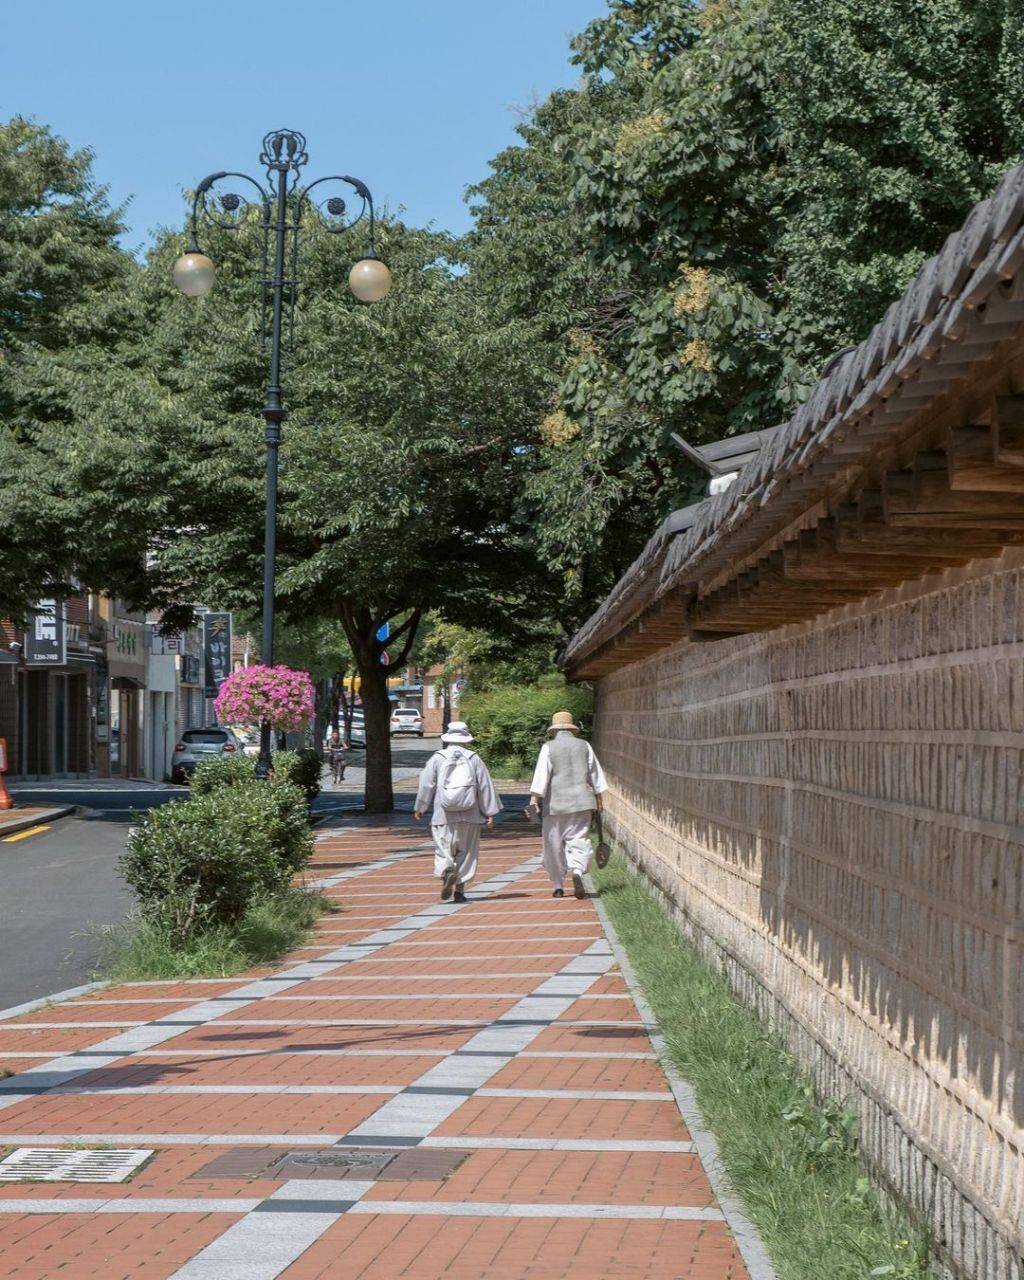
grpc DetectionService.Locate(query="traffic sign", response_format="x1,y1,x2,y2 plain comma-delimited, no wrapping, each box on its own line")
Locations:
376,621,390,643
379,651,391,667
454,677,466,692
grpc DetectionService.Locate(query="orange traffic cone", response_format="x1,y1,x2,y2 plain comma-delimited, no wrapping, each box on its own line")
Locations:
0,738,11,809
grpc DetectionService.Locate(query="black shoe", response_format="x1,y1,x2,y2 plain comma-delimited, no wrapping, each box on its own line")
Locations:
572,873,586,900
453,888,467,903
441,868,457,901
552,888,564,898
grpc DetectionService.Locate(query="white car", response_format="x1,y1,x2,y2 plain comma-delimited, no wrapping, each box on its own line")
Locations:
390,707,424,737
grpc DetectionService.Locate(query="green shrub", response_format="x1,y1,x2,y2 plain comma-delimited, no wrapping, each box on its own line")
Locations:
257,779,314,873
120,789,289,941
275,747,322,804
191,753,257,794
189,754,313,873
458,679,594,772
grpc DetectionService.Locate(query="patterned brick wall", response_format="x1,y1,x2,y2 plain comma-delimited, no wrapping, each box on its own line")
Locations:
593,551,1024,1280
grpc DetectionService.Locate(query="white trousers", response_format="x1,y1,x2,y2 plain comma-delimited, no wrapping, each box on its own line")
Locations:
541,811,593,887
431,823,480,886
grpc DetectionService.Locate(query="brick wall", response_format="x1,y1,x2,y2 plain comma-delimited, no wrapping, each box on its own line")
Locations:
592,550,1024,1280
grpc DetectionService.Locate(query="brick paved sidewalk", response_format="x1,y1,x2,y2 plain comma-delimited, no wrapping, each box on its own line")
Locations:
0,820,773,1279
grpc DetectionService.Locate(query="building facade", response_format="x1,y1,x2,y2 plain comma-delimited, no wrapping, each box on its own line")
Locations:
0,598,234,782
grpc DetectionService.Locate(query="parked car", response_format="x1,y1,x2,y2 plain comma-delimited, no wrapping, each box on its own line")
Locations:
390,707,424,737
171,727,243,783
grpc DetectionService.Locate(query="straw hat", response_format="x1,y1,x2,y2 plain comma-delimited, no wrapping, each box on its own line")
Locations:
547,710,580,735
441,720,474,744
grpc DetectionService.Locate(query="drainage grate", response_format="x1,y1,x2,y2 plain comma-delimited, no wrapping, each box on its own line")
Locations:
0,1147,154,1183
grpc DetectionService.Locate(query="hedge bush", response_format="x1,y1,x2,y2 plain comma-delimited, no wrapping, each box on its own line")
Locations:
190,753,257,795
120,788,291,942
458,680,594,777
257,778,314,873
275,747,322,804
190,755,313,874
191,748,321,804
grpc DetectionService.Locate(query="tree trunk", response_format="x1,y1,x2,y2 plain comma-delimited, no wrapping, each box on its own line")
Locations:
360,660,394,813
340,603,422,814
313,678,330,754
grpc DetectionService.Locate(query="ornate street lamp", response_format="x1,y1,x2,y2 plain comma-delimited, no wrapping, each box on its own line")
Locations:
174,128,391,778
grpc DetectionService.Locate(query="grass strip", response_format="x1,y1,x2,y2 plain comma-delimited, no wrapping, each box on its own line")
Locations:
91,888,331,981
593,854,928,1280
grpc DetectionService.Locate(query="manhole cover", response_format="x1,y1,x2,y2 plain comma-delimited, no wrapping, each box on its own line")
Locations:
0,1147,154,1183
285,1148,387,1169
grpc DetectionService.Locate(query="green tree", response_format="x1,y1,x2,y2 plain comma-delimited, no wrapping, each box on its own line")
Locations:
469,0,1024,626
0,116,152,618
114,209,552,811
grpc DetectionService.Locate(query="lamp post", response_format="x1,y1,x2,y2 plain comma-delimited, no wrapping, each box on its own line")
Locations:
173,128,391,779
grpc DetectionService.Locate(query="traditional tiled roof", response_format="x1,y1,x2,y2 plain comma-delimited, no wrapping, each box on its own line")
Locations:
564,161,1024,673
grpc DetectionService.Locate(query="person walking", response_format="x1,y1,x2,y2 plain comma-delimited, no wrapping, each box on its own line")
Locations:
529,710,607,899
414,721,502,903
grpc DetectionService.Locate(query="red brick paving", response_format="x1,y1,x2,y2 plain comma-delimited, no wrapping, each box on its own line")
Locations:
362,1148,717,1207
0,1089,385,1135
279,1215,748,1279
433,1096,690,1142
0,820,757,1280
0,1211,241,1279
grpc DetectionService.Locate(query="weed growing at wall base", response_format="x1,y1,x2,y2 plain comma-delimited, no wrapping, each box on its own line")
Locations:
592,855,929,1280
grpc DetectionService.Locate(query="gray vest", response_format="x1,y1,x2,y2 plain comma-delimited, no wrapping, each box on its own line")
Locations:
546,732,595,815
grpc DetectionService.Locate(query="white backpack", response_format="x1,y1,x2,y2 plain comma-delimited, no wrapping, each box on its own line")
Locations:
439,749,478,813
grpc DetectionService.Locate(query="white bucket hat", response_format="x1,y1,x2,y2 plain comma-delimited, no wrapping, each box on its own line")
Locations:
441,720,474,744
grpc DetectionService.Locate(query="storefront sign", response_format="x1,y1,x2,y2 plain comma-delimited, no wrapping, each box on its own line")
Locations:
150,629,182,656
107,618,147,688
203,612,232,698
26,600,65,666
95,654,109,743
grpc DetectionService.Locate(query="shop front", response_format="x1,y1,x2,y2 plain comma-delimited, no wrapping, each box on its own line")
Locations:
107,617,147,779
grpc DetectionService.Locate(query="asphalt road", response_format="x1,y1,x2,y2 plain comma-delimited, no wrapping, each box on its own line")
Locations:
0,812,135,1011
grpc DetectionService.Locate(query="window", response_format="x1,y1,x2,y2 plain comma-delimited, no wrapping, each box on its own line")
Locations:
182,729,229,744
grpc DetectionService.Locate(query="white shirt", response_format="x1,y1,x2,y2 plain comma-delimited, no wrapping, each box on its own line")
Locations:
529,734,607,800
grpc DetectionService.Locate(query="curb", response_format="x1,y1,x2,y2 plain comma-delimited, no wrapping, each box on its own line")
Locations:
0,979,110,1024
0,806,75,839
588,869,780,1280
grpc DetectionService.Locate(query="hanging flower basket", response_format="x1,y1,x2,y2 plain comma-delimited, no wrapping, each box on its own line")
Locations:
214,664,314,732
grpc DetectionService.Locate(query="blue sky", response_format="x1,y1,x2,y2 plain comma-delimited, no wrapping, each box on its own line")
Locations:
2,0,601,253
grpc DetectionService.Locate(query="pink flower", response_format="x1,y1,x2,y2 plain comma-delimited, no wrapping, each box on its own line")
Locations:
214,664,315,731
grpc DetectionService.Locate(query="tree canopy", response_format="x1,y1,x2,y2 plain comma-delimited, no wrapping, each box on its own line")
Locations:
0,117,150,617
465,0,1024,621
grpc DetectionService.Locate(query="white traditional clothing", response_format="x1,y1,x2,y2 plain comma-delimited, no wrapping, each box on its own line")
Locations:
415,745,502,888
530,732,607,889
430,821,481,886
